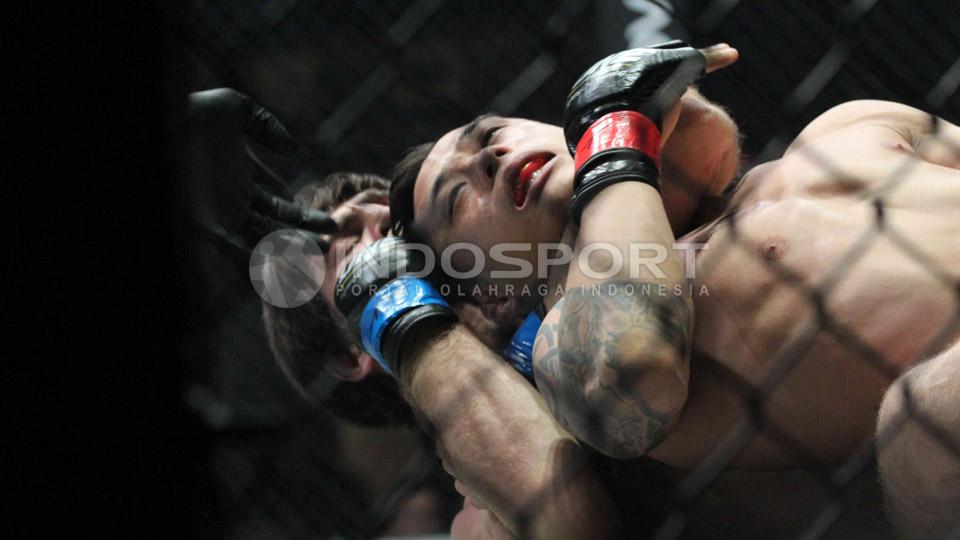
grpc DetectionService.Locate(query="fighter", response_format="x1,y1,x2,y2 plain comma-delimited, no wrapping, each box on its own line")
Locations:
349,41,960,538
259,44,746,540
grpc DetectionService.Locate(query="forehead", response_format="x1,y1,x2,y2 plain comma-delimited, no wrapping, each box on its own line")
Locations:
411,116,533,221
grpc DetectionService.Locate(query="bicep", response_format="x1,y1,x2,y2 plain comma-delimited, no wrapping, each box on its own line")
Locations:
661,89,742,194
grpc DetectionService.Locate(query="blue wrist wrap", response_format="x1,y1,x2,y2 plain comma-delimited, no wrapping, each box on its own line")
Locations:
359,277,450,376
503,310,543,381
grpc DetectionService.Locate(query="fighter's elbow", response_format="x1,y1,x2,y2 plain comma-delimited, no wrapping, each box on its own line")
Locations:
562,490,620,540
536,496,621,540
579,350,689,459
527,478,621,540
505,440,621,539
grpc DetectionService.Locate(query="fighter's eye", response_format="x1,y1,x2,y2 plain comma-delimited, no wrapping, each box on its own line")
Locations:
481,126,502,147
448,182,466,222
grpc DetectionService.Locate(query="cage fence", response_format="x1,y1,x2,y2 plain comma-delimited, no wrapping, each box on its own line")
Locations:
178,0,959,538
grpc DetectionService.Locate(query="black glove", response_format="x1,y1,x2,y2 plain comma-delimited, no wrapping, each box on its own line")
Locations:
186,88,337,252
563,40,705,223
334,237,456,376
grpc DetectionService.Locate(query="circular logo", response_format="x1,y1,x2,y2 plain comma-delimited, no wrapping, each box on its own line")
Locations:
249,229,325,308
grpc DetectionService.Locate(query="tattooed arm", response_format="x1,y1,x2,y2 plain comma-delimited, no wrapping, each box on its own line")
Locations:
534,181,694,459
534,287,692,459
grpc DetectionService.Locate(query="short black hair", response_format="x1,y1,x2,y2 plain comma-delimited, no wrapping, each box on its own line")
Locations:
389,141,435,245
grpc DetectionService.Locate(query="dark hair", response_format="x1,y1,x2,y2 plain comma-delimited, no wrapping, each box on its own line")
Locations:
389,141,435,244
262,171,414,426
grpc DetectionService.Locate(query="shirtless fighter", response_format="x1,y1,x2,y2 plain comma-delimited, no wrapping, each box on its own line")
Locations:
340,42,959,538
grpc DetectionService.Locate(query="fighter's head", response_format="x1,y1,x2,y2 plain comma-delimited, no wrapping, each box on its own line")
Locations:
390,115,576,285
262,172,415,425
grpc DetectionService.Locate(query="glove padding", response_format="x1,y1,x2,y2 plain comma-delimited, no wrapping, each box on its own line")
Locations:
187,88,337,253
335,237,456,375
563,41,706,223
563,40,705,149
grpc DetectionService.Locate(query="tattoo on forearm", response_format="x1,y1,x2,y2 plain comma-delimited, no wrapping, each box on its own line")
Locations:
533,281,693,458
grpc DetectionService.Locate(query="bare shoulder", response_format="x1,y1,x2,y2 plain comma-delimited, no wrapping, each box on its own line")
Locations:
785,100,950,155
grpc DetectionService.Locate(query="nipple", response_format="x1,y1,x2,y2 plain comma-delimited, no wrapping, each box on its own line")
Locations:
761,236,788,261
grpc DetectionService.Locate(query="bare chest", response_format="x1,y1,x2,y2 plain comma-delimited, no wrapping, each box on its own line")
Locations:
648,108,960,468
690,146,960,375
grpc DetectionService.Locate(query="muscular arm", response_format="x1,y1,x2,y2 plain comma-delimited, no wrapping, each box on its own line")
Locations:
660,88,742,233
534,286,692,459
534,182,694,459
398,322,618,539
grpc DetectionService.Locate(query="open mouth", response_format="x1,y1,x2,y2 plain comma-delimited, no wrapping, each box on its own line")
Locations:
513,156,549,207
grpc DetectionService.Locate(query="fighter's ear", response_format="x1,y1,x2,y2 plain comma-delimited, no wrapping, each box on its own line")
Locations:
325,349,377,381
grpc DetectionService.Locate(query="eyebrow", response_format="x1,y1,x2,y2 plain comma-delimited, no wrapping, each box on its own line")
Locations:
458,112,497,145
427,113,501,223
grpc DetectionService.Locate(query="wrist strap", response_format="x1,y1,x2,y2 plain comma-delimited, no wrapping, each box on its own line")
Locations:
574,110,661,172
570,151,660,224
503,310,544,381
359,277,451,376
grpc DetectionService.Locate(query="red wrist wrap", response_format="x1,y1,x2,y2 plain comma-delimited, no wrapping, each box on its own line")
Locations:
574,111,662,171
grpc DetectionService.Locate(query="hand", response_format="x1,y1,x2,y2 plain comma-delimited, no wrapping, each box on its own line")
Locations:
334,237,457,376
562,41,737,223
186,88,337,252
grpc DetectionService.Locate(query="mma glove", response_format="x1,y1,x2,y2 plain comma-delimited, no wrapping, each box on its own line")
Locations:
335,237,457,376
563,40,706,224
187,88,337,252
503,310,543,383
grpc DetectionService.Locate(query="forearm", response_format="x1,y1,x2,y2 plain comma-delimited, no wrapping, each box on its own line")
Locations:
399,322,618,539
569,182,684,289
569,91,726,286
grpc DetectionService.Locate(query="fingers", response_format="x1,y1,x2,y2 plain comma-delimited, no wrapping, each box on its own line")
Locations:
237,92,299,155
251,187,340,234
700,43,739,74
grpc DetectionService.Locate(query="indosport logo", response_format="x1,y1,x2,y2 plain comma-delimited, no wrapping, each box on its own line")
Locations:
249,229,325,308
250,234,711,305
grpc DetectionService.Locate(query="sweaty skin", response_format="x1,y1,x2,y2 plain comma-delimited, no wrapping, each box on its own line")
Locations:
638,100,960,469
403,44,958,534
407,95,958,536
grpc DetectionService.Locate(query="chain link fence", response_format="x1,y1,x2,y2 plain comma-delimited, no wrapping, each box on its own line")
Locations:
178,0,959,538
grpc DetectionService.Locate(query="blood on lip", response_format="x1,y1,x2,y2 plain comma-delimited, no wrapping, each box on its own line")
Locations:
514,157,548,207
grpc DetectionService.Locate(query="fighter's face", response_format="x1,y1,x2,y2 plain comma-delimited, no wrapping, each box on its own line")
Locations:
318,191,391,308
412,116,574,278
